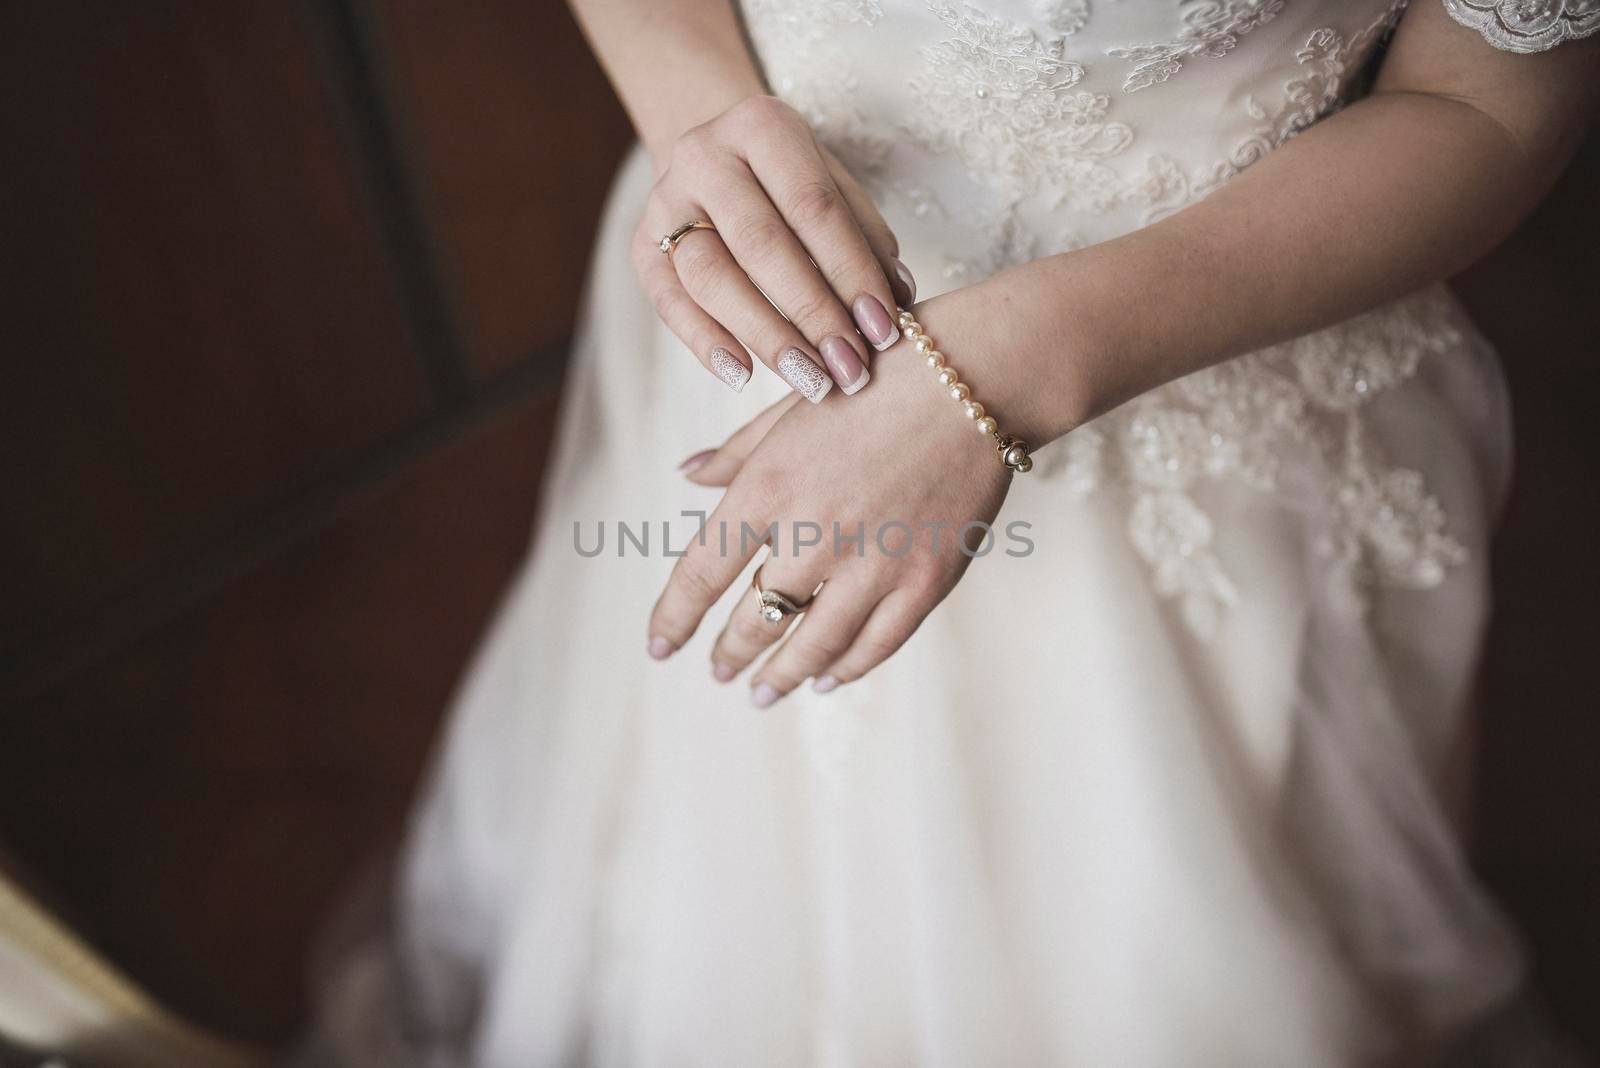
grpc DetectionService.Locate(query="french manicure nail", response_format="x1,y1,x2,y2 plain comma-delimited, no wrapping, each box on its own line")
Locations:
852,295,899,352
820,336,870,396
751,683,780,709
777,348,833,403
709,346,750,392
678,448,715,475
893,259,916,306
713,662,736,683
813,675,839,693
647,635,674,660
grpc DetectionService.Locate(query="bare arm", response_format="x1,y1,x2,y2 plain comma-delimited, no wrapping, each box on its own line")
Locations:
565,0,765,162
946,2,1600,445
567,0,912,401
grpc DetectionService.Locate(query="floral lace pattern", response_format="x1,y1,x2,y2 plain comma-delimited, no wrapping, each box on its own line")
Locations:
1107,0,1287,92
1035,0,1092,36
736,0,1511,636
744,0,884,42
1442,0,1600,52
1041,288,1470,635
904,3,1133,206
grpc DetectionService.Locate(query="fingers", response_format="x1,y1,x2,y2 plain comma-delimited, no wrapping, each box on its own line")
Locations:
741,124,902,358
706,579,807,688
643,96,913,400
699,167,873,396
807,589,928,694
633,225,752,393
820,150,917,311
742,578,881,706
647,492,771,656
665,218,836,403
680,393,800,486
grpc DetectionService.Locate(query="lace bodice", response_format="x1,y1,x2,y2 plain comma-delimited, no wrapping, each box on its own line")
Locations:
738,1,1581,634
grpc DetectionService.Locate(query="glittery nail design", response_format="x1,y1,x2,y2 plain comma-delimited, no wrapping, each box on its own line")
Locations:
709,347,749,392
777,348,833,403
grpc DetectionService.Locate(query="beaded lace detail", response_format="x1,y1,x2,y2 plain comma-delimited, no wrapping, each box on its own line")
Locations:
1442,0,1600,52
1046,288,1470,635
740,0,1493,635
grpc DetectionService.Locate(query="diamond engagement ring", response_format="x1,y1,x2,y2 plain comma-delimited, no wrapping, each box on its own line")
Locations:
658,220,716,256
753,573,814,624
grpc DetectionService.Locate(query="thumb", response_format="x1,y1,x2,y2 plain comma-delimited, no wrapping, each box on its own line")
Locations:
678,393,800,487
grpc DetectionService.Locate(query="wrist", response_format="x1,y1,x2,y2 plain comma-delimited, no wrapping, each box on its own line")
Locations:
906,268,1107,450
639,83,769,174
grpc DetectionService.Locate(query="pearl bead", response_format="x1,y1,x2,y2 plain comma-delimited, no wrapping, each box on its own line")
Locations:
913,335,933,354
897,310,916,329
924,350,945,369
949,383,970,402
936,368,959,388
976,416,998,435
964,400,985,420
902,318,921,335
1004,444,1027,467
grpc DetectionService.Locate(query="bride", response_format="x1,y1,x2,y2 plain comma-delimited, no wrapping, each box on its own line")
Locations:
313,1,1597,1064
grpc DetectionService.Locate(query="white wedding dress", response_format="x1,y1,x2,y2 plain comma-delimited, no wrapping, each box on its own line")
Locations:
311,2,1598,1065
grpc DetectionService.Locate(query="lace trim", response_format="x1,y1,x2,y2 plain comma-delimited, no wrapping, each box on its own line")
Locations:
1441,0,1600,52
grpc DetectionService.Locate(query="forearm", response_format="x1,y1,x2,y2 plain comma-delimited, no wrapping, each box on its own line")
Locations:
963,80,1592,449
566,0,766,163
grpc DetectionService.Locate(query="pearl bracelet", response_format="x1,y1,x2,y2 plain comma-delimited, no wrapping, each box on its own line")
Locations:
896,308,1033,474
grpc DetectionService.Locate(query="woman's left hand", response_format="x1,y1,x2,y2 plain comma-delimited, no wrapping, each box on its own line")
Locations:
646,305,1019,706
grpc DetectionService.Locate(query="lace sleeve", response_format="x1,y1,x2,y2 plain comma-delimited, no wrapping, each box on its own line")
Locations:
1442,0,1600,52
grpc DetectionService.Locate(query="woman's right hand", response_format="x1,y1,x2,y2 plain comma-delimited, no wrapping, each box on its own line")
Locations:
632,95,915,401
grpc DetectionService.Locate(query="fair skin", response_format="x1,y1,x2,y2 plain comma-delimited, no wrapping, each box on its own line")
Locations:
567,0,1599,706
570,0,911,398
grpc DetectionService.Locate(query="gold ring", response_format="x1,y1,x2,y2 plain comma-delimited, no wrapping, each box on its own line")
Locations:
658,220,716,256
753,571,815,624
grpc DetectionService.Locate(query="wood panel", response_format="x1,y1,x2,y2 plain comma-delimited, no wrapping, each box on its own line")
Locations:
361,0,635,375
0,391,557,1041
0,3,428,666
0,0,593,1045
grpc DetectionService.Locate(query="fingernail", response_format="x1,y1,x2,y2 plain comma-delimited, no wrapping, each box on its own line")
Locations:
709,346,750,392
813,675,839,693
678,448,715,475
751,683,780,708
820,336,870,396
892,259,916,306
647,635,674,660
852,295,899,352
712,662,736,683
777,348,832,403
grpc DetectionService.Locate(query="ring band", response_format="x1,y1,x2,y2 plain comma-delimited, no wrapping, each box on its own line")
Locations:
659,220,716,256
753,571,815,624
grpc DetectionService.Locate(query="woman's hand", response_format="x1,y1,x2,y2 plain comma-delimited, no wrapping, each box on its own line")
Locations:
632,95,915,401
646,307,1018,706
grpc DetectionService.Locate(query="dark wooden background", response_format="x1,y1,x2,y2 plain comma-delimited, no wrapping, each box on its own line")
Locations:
2,0,1595,1055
